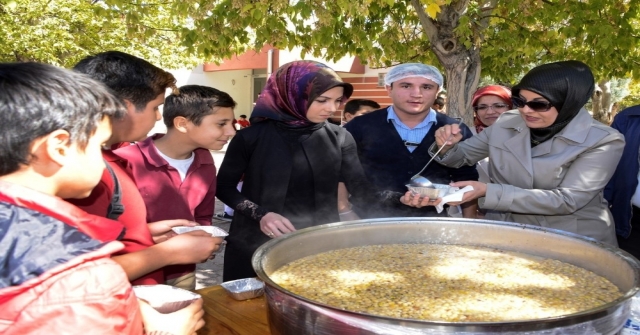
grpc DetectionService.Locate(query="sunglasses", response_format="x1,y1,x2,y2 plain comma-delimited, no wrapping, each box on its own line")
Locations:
511,96,553,112
473,103,509,112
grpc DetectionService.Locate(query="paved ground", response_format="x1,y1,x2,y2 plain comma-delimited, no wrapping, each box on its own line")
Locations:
195,147,230,289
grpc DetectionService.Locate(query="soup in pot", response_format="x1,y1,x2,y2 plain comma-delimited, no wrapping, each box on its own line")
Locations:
271,244,622,322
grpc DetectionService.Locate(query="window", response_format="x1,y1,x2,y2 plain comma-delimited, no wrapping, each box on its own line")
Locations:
252,77,267,103
377,73,386,87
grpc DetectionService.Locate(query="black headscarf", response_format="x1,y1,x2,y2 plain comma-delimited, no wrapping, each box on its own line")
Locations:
511,60,594,147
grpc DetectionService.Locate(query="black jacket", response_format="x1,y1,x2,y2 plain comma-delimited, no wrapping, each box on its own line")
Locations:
216,120,387,280
345,109,479,217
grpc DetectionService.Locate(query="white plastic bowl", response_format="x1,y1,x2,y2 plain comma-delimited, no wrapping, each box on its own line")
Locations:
172,225,229,237
133,284,201,313
405,183,453,199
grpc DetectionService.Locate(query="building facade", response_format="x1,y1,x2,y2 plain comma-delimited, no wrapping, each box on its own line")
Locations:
154,46,393,132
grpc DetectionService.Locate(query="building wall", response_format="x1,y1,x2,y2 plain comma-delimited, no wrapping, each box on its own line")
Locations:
202,45,279,73
148,65,253,134
334,68,394,123
150,53,398,133
278,47,364,73
341,75,392,107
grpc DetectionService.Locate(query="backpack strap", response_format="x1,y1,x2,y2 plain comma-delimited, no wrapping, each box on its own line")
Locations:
104,162,125,220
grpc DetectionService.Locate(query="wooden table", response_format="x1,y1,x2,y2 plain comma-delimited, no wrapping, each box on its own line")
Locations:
196,285,271,335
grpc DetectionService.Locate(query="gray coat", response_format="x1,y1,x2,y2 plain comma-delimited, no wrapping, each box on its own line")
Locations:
436,109,624,245
469,127,491,184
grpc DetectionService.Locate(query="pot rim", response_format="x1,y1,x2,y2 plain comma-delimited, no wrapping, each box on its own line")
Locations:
253,217,640,330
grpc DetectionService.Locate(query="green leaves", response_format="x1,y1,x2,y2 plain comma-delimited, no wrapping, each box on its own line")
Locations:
0,0,200,69
4,0,640,92
4,1,17,10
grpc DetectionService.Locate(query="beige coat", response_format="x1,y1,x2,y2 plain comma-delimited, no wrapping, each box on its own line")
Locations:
469,127,491,184
438,109,624,245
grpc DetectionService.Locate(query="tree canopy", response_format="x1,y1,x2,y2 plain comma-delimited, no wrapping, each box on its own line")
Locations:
0,0,199,68
101,0,640,122
3,0,639,121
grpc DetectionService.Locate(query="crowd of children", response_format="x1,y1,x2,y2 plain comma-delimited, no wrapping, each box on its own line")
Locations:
0,52,237,334
0,60,212,334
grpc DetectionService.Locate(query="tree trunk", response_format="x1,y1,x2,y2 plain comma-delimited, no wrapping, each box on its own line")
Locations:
439,49,481,126
610,103,620,125
591,80,613,124
13,51,31,62
410,0,479,127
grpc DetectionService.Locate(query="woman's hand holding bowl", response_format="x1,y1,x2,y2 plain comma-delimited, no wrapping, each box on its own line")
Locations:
446,181,487,206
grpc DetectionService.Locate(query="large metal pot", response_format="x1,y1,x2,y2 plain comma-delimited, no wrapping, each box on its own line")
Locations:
252,218,640,335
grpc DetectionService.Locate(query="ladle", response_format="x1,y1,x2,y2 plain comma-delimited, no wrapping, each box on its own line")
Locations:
408,119,463,187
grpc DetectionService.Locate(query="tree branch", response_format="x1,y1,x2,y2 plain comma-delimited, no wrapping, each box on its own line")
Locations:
479,14,553,55
450,0,472,16
477,0,498,29
123,1,172,5
137,22,180,32
409,0,438,42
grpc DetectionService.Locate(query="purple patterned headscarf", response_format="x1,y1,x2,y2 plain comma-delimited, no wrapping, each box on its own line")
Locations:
251,60,354,127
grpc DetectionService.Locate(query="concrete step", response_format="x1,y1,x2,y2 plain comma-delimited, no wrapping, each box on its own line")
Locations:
349,82,385,89
342,77,380,84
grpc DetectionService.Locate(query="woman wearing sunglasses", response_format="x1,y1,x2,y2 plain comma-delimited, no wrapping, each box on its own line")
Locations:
429,60,624,245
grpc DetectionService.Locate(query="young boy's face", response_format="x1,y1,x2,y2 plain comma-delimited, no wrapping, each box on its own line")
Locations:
60,117,112,199
344,105,376,122
112,93,164,144
185,107,236,150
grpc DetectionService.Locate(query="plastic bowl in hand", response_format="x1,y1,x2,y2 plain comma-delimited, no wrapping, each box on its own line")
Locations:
171,225,229,238
133,284,201,314
406,183,452,200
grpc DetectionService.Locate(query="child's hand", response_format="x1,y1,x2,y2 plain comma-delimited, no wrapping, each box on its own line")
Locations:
139,298,205,335
162,232,224,264
149,219,197,243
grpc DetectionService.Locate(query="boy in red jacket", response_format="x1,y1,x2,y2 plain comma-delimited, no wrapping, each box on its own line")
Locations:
0,63,203,335
116,85,236,289
237,114,250,128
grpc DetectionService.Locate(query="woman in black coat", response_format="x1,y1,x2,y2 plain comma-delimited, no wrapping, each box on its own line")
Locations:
217,60,420,281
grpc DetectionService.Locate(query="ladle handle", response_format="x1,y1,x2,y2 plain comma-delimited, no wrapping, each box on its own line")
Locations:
416,119,463,177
